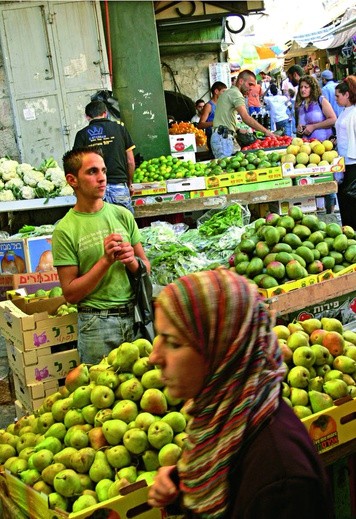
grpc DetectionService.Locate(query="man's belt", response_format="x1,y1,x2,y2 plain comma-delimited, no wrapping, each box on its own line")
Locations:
213,125,234,136
78,302,134,317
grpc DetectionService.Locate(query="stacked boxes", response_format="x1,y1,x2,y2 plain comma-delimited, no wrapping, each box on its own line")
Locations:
0,235,54,274
169,133,197,163
0,295,79,412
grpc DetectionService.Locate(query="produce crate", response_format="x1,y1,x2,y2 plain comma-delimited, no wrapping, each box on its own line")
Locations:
12,372,65,412
131,181,167,196
301,397,356,454
0,296,77,351
14,399,27,420
205,165,282,189
166,176,206,193
171,151,196,163
0,474,28,519
228,177,292,193
0,271,60,302
293,173,334,186
132,193,190,206
169,133,197,153
282,156,345,177
4,472,166,519
268,197,317,215
190,187,228,198
6,339,79,385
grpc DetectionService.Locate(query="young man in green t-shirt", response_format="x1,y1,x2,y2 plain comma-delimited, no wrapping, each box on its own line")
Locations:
52,147,150,365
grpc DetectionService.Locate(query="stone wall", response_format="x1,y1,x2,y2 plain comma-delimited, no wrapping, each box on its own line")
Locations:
0,44,18,160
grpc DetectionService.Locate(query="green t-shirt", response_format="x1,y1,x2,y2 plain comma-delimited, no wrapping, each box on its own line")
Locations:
52,202,142,309
213,86,246,131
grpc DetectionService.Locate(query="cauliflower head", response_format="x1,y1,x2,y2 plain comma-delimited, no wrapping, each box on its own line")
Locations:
0,189,16,201
0,160,20,181
58,184,74,196
23,170,45,187
45,167,66,187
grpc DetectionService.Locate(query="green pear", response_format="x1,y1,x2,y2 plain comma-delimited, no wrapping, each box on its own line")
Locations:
32,480,53,495
292,346,315,369
48,492,69,511
28,449,54,471
102,419,128,445
54,469,82,497
290,387,309,407
117,465,137,483
136,470,157,485
107,478,128,498
316,364,331,377
72,494,98,513
119,378,144,401
132,357,152,377
72,385,93,408
51,397,73,422
272,325,290,340
140,388,168,415
78,473,94,491
308,390,334,413
94,408,113,427
281,382,290,398
343,330,356,346
65,363,90,393
64,408,85,429
105,445,131,469
114,342,140,371
9,458,28,475
287,366,310,389
3,456,19,471
90,385,115,409
342,374,355,386
161,412,187,433
37,412,55,434
96,370,120,390
286,331,309,352
65,429,89,449
96,478,114,502
133,337,153,357
135,412,156,431
345,344,356,361
53,447,78,468
16,432,37,453
308,376,324,392
348,386,356,397
19,468,41,486
323,379,348,399
112,399,138,423
35,436,62,454
333,355,356,374
89,363,109,383
282,396,293,408
42,462,66,485
300,318,322,335
82,404,99,425
310,344,330,366
158,443,182,466
141,369,164,389
70,447,96,474
44,422,67,441
89,450,114,483
0,444,16,463
43,392,63,412
321,317,343,334
142,449,160,471
0,431,18,449
293,406,312,419
324,369,344,382
124,427,149,454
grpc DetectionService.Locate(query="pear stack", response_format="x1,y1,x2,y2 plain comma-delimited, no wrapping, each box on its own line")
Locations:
275,317,356,420
0,338,187,514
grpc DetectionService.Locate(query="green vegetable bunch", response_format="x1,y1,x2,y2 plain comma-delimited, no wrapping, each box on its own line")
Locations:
198,204,246,237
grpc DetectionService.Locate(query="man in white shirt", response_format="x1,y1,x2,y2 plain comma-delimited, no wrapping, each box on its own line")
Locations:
191,99,205,123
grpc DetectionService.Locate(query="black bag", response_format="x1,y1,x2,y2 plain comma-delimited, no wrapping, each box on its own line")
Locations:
127,258,155,342
235,130,257,147
345,179,356,199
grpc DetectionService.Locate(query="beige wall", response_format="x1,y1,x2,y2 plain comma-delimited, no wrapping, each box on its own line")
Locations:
0,45,18,160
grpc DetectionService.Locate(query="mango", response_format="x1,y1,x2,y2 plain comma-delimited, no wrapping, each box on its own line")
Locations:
283,233,302,249
266,261,285,280
333,234,348,252
285,260,307,280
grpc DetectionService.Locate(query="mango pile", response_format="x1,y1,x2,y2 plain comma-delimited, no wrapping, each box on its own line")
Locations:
232,206,356,289
0,338,187,514
276,317,356,420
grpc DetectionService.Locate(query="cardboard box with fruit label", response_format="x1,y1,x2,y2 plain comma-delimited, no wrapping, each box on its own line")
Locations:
206,166,283,189
0,271,60,302
228,177,292,194
132,192,190,206
0,239,29,274
301,397,356,454
293,173,334,186
190,187,228,198
282,156,345,177
26,236,53,273
0,296,78,351
166,176,206,193
171,151,196,163
6,339,79,385
131,181,167,196
4,472,165,519
12,372,64,412
169,133,197,153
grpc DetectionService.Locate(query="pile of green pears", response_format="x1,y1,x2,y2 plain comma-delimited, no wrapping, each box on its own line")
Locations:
0,338,187,514
276,316,356,419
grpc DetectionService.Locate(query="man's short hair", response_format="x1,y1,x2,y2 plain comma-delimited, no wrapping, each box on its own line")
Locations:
210,81,227,95
287,65,304,78
270,84,278,95
63,147,103,176
195,99,205,107
237,69,256,81
85,101,107,118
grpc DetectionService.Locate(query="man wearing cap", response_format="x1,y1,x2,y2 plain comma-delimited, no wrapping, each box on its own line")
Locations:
321,70,342,117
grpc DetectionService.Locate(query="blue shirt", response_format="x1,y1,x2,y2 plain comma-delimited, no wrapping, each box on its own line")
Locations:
322,81,342,117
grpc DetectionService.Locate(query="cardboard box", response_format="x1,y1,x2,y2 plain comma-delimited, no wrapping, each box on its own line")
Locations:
0,296,78,351
14,399,27,420
206,166,283,189
4,472,164,519
131,181,167,196
268,197,317,215
12,372,64,412
282,156,345,177
26,236,53,273
171,151,196,163
0,239,29,274
6,339,79,385
0,271,60,302
257,273,320,298
166,176,206,193
190,187,228,198
301,397,356,454
169,133,197,153
132,192,190,205
293,173,334,186
228,177,292,194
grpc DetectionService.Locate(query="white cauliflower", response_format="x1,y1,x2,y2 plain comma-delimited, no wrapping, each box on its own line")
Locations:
20,185,36,200
45,166,66,187
0,179,4,190
16,163,36,178
5,177,24,190
0,189,16,201
0,159,20,181
36,179,55,193
23,169,45,187
58,184,74,196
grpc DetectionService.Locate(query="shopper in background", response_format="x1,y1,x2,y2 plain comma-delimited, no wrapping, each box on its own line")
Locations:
312,66,323,88
73,101,135,214
287,64,304,87
334,76,356,228
210,69,273,159
247,80,263,115
52,147,150,365
263,83,292,135
321,70,342,117
260,71,272,96
197,81,227,149
191,99,205,124
148,269,333,519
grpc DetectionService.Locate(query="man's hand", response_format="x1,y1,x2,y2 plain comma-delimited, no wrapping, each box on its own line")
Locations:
104,233,134,266
147,466,180,509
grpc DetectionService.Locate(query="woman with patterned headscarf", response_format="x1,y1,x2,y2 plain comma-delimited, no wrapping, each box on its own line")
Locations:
148,269,333,519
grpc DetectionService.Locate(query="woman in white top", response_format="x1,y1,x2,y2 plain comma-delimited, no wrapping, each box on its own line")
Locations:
264,84,292,135
335,76,356,229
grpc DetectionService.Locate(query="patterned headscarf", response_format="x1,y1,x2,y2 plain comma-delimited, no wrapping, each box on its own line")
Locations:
156,269,285,519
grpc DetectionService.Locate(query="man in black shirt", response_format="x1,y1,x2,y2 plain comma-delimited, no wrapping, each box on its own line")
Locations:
73,101,135,213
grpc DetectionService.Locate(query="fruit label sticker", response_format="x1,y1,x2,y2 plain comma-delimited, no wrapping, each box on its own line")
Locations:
308,415,339,452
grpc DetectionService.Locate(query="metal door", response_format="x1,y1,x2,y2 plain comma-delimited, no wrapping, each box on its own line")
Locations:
0,1,110,166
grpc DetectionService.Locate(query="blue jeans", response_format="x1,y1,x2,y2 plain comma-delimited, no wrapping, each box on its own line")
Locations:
78,313,136,364
104,183,134,214
276,119,292,136
210,132,235,158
